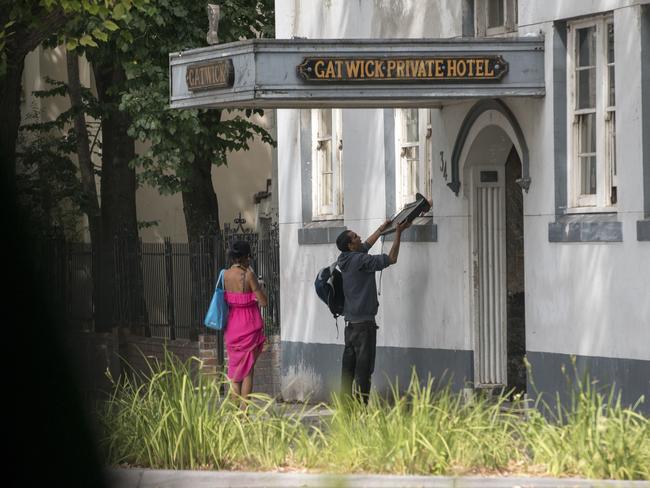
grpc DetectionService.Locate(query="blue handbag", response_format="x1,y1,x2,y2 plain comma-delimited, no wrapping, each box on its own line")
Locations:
204,269,228,330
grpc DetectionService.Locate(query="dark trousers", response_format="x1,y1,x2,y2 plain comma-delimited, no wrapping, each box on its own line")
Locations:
341,320,378,403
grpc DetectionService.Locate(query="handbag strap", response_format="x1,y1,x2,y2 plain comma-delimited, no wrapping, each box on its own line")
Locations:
216,269,225,290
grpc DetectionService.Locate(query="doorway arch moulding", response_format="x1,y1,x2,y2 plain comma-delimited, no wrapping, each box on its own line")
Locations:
449,99,530,197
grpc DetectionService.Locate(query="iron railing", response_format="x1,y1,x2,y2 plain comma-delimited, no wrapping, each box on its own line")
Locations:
42,222,281,341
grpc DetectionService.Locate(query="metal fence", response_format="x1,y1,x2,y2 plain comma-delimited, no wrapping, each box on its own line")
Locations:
44,222,281,341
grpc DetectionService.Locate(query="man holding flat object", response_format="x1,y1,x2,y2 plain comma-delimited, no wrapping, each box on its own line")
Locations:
335,219,411,403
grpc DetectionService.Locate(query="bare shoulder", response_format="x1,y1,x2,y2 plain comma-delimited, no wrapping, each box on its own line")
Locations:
223,268,235,287
224,268,238,281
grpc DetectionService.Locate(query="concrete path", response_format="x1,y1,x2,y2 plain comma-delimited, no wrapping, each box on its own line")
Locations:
106,468,650,488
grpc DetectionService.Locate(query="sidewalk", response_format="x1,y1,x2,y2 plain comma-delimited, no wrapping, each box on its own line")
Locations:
106,468,650,488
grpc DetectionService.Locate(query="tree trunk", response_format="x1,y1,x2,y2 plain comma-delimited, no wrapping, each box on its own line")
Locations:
66,52,102,234
0,56,24,200
182,155,221,340
182,157,221,244
92,58,145,333
66,51,103,331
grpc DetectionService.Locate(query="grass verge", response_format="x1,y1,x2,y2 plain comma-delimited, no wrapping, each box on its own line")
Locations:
98,351,649,479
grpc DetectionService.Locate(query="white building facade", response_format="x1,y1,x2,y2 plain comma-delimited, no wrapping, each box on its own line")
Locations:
274,0,650,410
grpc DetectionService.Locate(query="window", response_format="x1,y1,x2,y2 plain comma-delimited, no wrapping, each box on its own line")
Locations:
567,16,616,209
487,0,505,30
312,109,343,219
475,0,517,36
395,108,432,210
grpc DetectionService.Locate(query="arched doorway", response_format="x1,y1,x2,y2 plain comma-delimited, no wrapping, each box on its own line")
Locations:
461,111,527,394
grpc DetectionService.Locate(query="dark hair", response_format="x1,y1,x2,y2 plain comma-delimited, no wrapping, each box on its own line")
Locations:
336,230,353,252
230,240,252,261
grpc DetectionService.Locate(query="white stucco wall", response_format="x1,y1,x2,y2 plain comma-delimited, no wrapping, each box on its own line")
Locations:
277,0,650,381
276,0,474,355
519,0,648,26
276,0,462,40
519,2,650,361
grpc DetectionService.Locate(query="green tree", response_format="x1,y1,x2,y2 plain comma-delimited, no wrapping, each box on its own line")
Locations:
2,0,152,333
119,0,274,242
11,0,275,335
0,0,147,197
17,76,100,239
114,0,274,336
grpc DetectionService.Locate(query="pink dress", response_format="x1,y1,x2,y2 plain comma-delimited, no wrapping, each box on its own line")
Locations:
223,291,266,382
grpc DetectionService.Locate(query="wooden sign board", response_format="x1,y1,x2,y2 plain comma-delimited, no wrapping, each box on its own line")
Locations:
297,56,508,82
186,59,234,92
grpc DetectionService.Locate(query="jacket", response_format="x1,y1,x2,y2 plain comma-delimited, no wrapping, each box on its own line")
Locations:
337,242,392,322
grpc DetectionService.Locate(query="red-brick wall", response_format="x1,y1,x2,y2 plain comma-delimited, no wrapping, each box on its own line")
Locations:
121,332,200,380
65,330,281,399
252,335,281,397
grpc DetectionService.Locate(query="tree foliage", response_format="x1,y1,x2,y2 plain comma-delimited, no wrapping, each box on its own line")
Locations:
1,0,149,207
113,0,276,195
16,77,101,238
0,0,149,77
10,0,276,236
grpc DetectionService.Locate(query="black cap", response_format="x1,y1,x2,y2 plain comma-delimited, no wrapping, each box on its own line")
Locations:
230,240,252,259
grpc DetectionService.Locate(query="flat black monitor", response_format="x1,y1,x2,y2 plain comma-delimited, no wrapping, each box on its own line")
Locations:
381,193,431,235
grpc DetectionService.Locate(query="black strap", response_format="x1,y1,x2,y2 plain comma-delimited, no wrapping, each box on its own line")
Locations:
241,270,247,292
378,236,385,296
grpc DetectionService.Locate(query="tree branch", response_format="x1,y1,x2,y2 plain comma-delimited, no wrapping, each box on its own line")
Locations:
11,6,69,60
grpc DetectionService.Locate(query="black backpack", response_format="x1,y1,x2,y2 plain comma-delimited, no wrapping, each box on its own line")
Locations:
314,262,344,319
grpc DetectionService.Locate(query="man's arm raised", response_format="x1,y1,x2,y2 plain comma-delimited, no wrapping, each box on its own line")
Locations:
365,220,391,248
387,220,411,264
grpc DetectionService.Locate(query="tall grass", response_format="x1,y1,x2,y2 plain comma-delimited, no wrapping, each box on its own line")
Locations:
98,351,649,479
319,373,523,474
524,363,650,480
99,351,317,470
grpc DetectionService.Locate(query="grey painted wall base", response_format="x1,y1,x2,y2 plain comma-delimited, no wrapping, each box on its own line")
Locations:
526,351,650,415
281,341,650,416
281,340,473,402
637,219,650,241
548,213,623,242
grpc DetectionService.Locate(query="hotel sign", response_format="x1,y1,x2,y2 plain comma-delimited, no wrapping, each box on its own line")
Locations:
297,56,508,82
170,39,544,109
186,59,234,91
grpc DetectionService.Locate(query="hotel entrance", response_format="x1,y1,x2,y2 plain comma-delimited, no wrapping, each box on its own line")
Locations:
169,37,543,398
462,108,527,393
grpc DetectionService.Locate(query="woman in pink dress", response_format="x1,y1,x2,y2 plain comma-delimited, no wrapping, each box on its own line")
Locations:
223,241,268,400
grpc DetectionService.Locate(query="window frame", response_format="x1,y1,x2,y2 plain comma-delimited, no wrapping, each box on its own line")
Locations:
566,15,616,211
475,0,517,37
394,108,432,212
311,108,343,220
